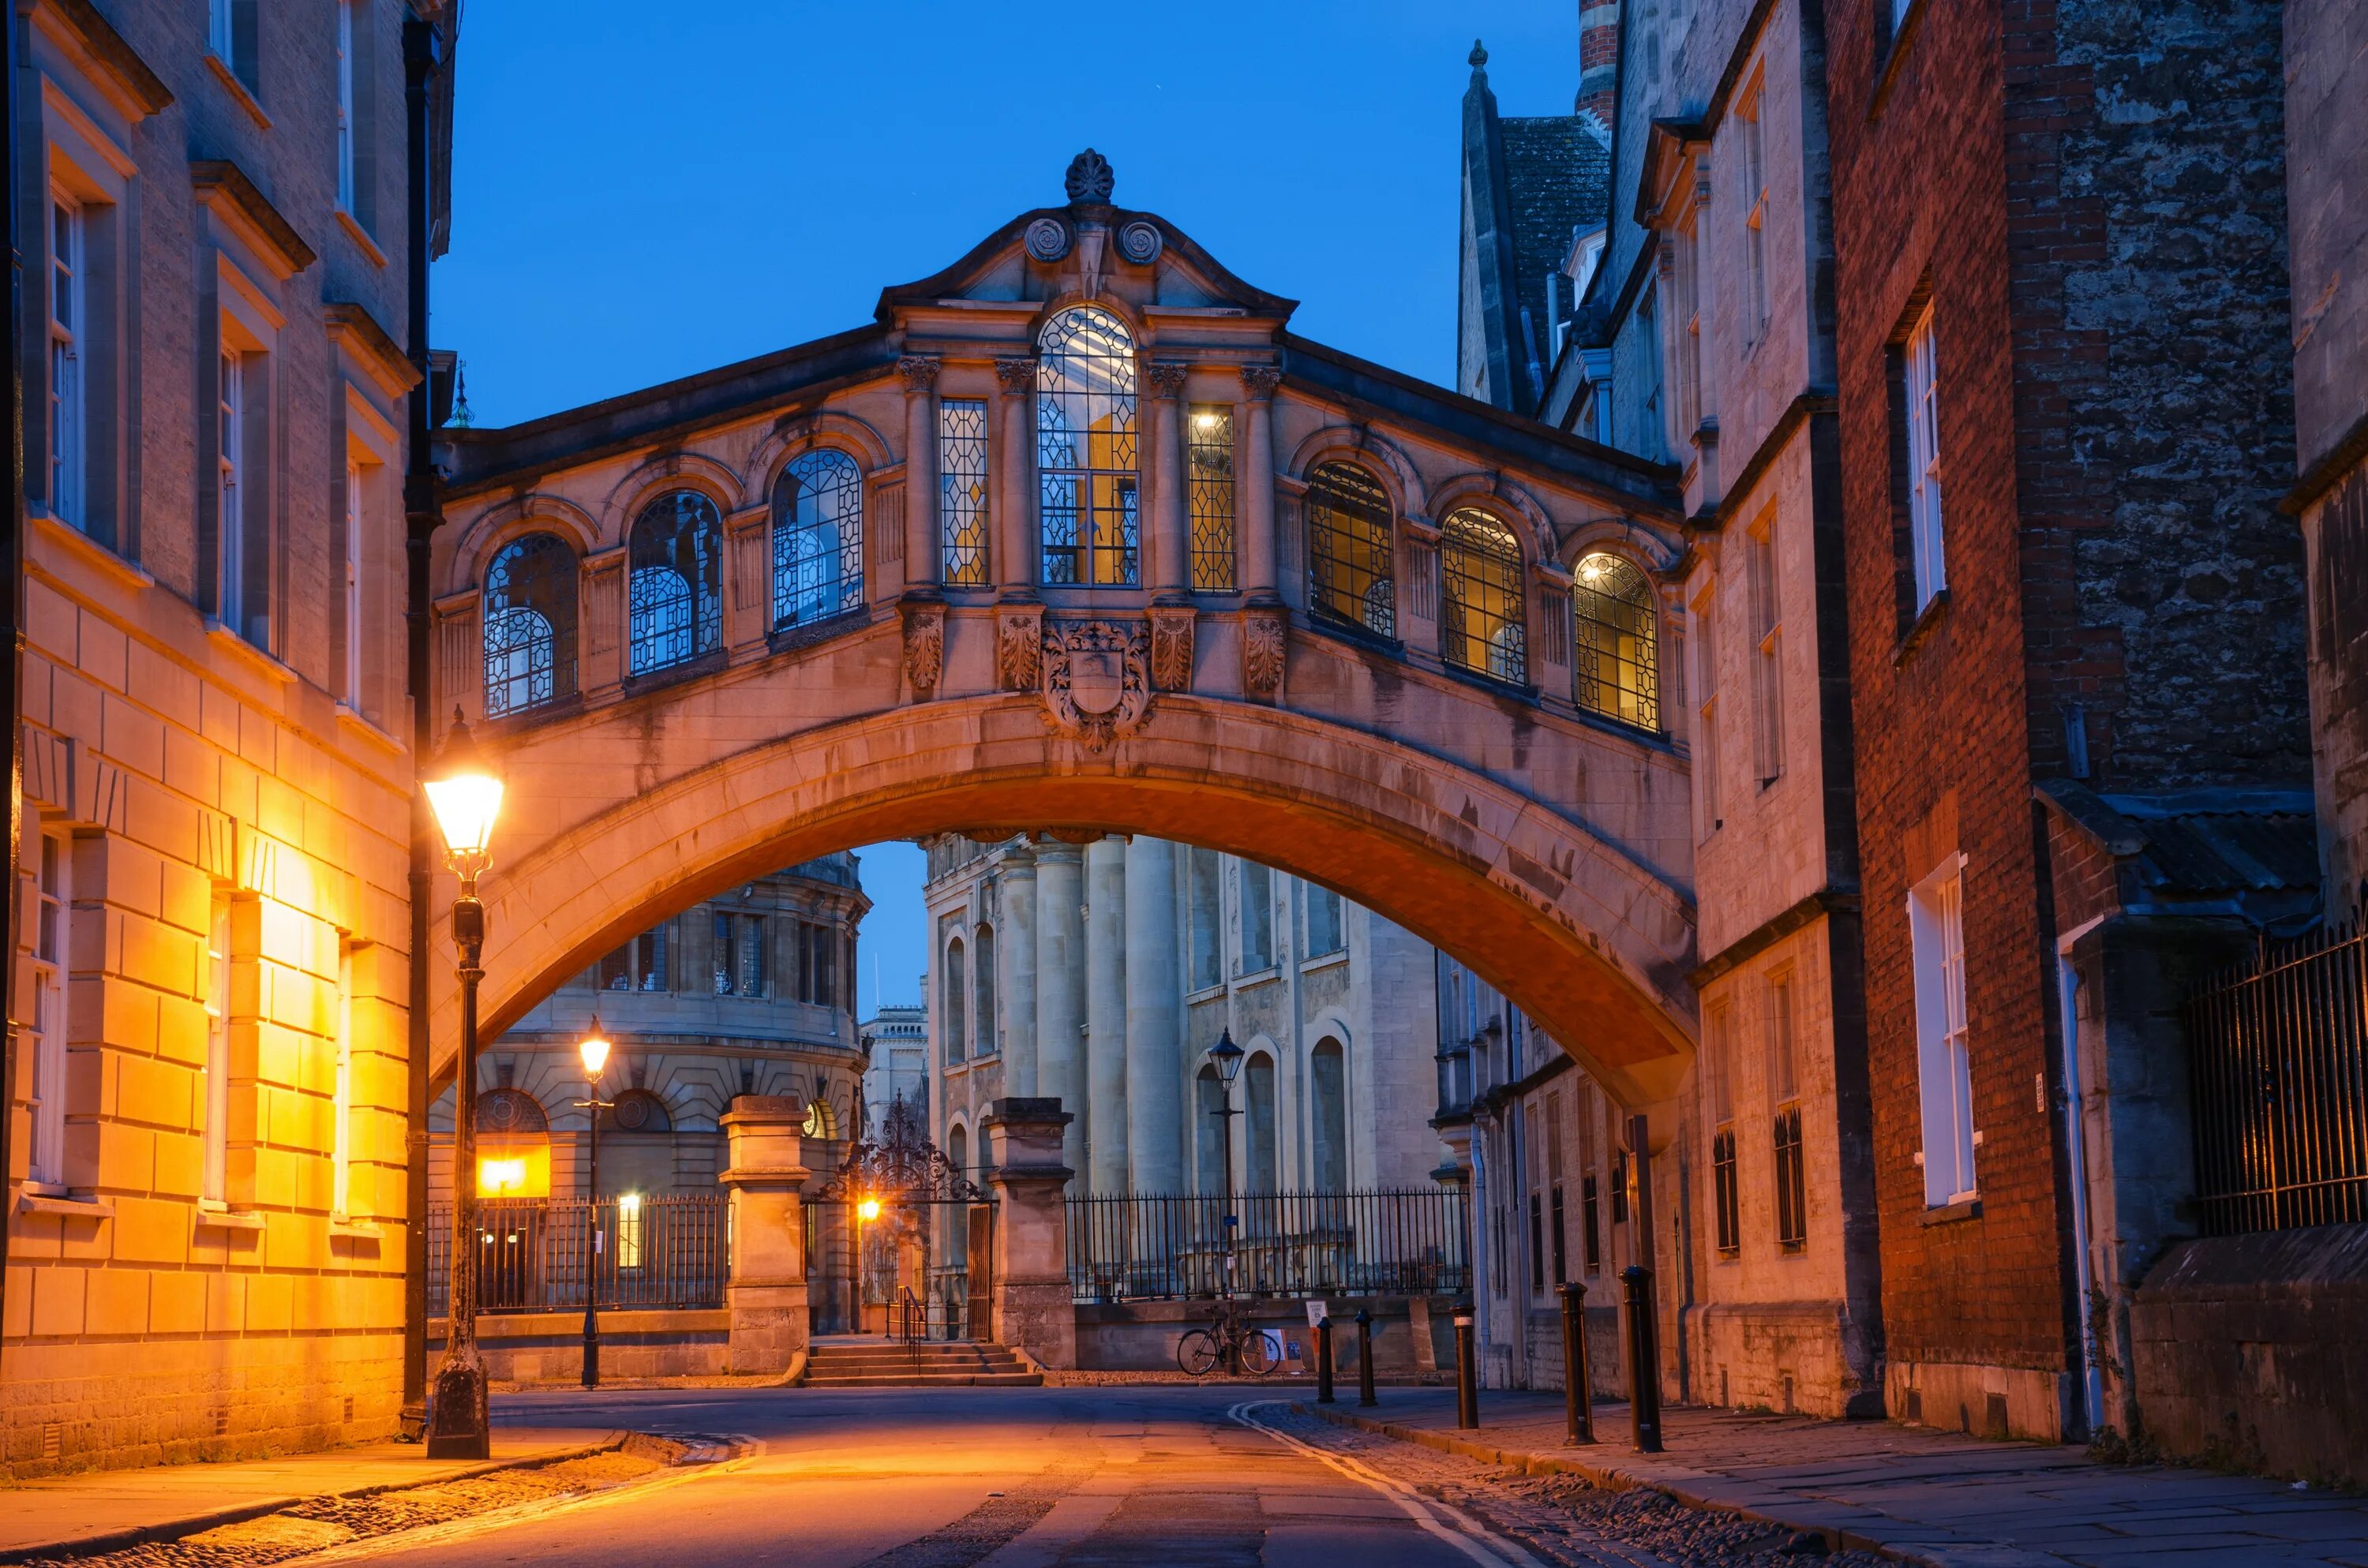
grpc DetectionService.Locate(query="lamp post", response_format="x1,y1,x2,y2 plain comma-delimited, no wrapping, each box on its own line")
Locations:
422,713,503,1461
856,1196,881,1334
1205,1030,1246,1283
571,1020,613,1390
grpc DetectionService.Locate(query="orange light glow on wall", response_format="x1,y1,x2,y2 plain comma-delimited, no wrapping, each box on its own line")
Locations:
476,1140,550,1198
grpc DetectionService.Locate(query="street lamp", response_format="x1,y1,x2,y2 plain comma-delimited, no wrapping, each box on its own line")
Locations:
422,713,502,1460
572,1019,614,1390
855,1195,881,1334
1205,1029,1246,1281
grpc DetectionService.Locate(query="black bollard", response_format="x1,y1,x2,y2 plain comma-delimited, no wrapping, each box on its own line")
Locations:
1317,1314,1336,1404
1355,1308,1378,1407
1560,1280,1594,1445
1453,1308,1480,1430
1621,1265,1663,1453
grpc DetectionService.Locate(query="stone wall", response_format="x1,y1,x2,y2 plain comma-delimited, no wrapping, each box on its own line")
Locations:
431,1311,730,1386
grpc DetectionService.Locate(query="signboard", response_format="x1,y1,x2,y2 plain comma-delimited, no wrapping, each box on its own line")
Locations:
1305,1299,1331,1328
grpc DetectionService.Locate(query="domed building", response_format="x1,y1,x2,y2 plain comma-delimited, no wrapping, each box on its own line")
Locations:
429,853,868,1206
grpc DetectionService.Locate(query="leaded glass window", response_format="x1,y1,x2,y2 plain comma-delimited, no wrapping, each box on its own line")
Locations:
939,399,990,586
1306,461,1395,638
628,490,723,675
1572,552,1661,731
1187,404,1236,591
1036,306,1139,586
481,532,578,718
1441,507,1527,683
774,449,864,627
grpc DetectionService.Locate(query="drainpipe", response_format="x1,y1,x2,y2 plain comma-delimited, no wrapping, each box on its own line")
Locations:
398,11,444,1442
2057,942,2104,1438
2,0,27,1338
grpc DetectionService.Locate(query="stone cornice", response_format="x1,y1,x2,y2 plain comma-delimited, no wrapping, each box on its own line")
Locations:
24,0,173,119
192,159,317,279
324,301,423,397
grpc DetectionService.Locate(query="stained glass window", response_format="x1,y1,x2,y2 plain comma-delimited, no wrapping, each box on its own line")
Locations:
939,400,990,587
1187,404,1236,591
1036,306,1139,586
1441,507,1527,684
481,532,577,717
1572,552,1661,731
1306,461,1395,638
628,491,723,675
774,450,864,627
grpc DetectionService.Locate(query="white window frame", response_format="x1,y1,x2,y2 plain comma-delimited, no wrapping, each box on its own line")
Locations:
1908,857,1977,1207
47,193,85,526
218,344,246,634
203,893,234,1204
332,949,355,1219
1905,301,1946,609
27,830,72,1187
208,0,235,62
335,0,357,213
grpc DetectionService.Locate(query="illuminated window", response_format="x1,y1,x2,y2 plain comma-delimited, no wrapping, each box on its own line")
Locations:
1306,462,1394,638
616,1193,646,1270
939,399,991,586
628,490,723,675
1186,404,1236,590
1441,507,1527,683
774,449,864,627
1036,306,1139,586
481,532,578,718
1573,552,1661,732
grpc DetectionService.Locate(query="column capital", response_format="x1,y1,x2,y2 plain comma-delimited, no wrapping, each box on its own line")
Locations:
1145,361,1190,399
1238,364,1283,400
897,354,942,393
994,356,1038,395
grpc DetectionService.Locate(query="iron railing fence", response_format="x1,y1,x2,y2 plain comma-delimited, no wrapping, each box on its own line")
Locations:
427,1195,728,1315
2184,915,2368,1235
1066,1188,1471,1302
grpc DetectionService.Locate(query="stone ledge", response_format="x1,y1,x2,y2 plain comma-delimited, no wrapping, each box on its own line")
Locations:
15,1190,114,1221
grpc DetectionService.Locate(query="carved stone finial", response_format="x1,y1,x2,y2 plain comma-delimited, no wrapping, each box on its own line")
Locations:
1238,364,1283,401
1065,148,1115,204
1469,39,1488,69
897,354,941,394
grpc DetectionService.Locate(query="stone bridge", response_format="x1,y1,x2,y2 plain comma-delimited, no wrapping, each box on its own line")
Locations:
429,167,1696,1107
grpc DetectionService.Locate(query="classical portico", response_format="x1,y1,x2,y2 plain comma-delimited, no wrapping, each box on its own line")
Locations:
428,153,1695,1117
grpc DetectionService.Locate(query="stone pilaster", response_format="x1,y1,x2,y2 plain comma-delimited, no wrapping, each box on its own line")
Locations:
1034,844,1088,1181
999,844,1040,1096
1085,836,1130,1193
1146,361,1190,601
898,354,942,593
983,1097,1077,1368
717,1095,811,1375
1123,836,1183,1193
1238,365,1283,603
994,357,1036,597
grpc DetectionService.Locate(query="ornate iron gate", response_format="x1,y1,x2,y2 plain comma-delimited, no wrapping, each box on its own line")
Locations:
804,1095,995,1340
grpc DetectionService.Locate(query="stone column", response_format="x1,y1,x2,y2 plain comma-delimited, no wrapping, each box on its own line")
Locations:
899,354,942,592
983,1097,1077,1368
999,845,1040,1097
1146,362,1190,601
995,358,1036,596
1035,844,1088,1182
1238,365,1283,603
717,1095,810,1375
1085,836,1130,1194
1124,836,1184,1194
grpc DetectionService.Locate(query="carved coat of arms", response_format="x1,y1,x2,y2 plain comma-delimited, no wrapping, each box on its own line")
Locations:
1042,619,1152,753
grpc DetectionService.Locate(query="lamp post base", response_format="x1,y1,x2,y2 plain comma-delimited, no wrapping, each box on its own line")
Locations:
425,1357,490,1459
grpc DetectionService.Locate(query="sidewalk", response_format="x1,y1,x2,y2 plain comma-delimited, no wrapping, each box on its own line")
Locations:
0,1424,621,1562
1309,1390,2368,1567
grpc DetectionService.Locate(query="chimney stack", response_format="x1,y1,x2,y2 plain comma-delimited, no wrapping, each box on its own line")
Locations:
1577,1,1620,136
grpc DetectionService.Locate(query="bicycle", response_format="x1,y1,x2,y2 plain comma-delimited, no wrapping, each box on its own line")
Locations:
1176,1299,1278,1377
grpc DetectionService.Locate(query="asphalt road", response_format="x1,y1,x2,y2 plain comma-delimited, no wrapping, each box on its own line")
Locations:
347,1385,1549,1568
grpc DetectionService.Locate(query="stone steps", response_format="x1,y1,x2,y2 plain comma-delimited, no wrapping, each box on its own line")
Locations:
803,1340,1042,1388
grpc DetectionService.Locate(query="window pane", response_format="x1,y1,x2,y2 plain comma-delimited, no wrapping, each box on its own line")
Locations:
939,402,991,586
1036,307,1138,586
1573,553,1660,730
774,450,865,626
1187,405,1236,591
1306,462,1395,638
628,492,723,674
1441,508,1527,683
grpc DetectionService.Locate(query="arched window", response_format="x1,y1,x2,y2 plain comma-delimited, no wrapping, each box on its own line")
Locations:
1572,552,1662,731
1306,461,1395,638
1311,1038,1348,1190
1441,507,1527,683
773,450,864,629
473,1087,550,1199
1194,1065,1225,1196
602,1088,673,1134
481,533,578,718
475,1087,548,1136
1245,1050,1278,1193
943,936,968,1062
628,489,723,675
973,923,998,1056
802,1095,837,1141
1036,305,1139,586
946,1124,970,1266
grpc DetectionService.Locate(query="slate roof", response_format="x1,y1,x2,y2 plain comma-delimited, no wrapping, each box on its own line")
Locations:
2039,781,2321,926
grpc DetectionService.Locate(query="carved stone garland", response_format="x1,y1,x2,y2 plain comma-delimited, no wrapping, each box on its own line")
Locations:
1242,607,1287,700
997,602,1045,692
1040,619,1153,753
901,601,946,696
1147,604,1196,693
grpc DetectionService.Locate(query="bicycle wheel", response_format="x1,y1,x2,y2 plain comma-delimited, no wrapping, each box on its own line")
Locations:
1237,1327,1278,1376
1177,1328,1223,1376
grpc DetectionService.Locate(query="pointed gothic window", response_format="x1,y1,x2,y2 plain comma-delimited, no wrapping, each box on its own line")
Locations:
628,490,723,675
1036,306,1139,586
481,533,578,718
773,450,864,628
1306,461,1395,638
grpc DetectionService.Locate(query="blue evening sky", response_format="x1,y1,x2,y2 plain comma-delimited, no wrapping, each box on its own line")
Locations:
435,1,1589,1015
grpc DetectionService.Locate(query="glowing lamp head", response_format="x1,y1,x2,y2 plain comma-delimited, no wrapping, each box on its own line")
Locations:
578,1016,613,1080
856,1196,882,1222
423,711,504,863
1207,1027,1246,1087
